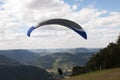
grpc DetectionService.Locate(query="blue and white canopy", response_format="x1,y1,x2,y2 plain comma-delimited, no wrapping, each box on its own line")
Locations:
27,18,87,39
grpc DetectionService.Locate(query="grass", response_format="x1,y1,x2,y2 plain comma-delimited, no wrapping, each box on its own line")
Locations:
63,67,120,80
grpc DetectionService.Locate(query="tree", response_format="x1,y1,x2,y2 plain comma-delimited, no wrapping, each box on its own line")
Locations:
86,34,120,71
72,34,120,75
117,34,120,45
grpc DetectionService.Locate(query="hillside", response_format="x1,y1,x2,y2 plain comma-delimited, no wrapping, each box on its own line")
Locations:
0,48,100,70
36,53,93,69
63,67,120,80
0,49,98,69
0,55,21,66
0,50,39,65
0,65,55,80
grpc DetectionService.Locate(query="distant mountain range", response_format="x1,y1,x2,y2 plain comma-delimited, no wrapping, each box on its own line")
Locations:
0,48,101,80
0,50,56,80
0,48,101,70
0,50,38,65
29,48,101,54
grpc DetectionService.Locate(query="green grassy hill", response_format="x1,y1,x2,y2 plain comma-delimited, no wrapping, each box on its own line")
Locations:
63,67,120,80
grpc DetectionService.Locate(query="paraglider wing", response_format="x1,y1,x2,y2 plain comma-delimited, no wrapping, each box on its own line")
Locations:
27,26,36,37
27,19,87,39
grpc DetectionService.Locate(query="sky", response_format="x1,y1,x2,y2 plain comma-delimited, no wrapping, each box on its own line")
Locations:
0,0,120,49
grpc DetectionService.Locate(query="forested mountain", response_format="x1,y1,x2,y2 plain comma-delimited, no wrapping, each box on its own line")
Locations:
0,50,39,65
36,52,94,69
0,65,55,80
29,48,100,54
0,51,55,80
0,55,21,66
0,48,100,70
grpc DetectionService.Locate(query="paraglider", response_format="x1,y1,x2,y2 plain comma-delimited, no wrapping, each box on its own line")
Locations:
27,18,87,39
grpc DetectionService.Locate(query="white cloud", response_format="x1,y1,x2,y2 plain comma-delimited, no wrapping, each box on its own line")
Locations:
72,4,77,11
0,0,120,49
4,0,71,25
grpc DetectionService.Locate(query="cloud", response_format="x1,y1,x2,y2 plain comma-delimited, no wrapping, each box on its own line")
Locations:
4,0,70,27
0,0,120,49
72,4,78,11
